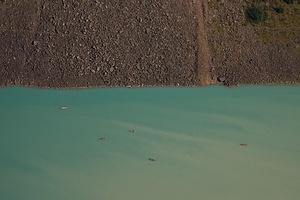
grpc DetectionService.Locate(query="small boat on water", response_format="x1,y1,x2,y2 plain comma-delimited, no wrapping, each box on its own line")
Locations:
60,106,69,110
240,144,248,147
148,158,156,162
128,129,135,134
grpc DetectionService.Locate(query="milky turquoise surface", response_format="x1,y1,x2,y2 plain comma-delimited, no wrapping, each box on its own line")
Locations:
0,87,300,200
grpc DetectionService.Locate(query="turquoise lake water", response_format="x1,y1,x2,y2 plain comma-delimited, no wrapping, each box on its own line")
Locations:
0,87,300,200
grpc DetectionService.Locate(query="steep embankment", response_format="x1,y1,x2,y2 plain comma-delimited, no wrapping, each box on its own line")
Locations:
0,0,212,87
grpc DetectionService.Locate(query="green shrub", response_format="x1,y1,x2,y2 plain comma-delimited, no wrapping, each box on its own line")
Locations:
246,6,267,24
282,0,294,4
273,7,284,14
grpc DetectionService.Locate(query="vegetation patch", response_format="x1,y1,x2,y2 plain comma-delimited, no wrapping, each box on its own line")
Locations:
282,0,295,4
273,7,284,13
246,0,300,45
246,5,268,23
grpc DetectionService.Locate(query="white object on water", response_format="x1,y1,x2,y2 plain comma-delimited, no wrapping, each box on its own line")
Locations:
60,106,69,110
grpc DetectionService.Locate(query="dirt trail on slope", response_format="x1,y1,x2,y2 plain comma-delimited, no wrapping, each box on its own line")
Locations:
188,0,215,85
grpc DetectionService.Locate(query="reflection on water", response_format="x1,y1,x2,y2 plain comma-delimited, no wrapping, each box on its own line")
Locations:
0,87,300,200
